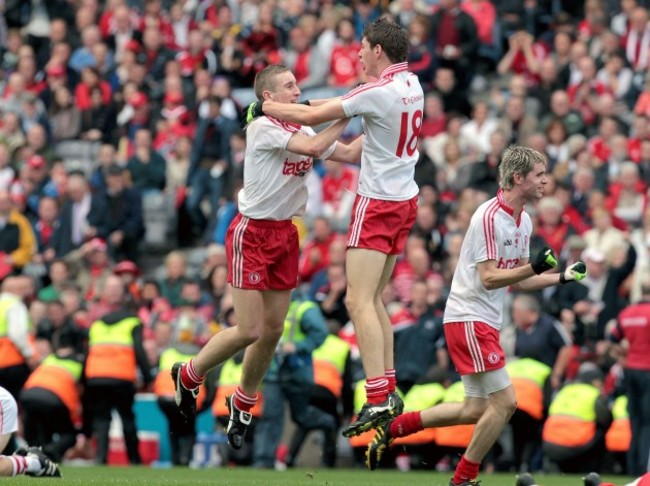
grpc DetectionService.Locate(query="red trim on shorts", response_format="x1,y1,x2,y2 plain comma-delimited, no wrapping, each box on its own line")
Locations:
444,321,505,375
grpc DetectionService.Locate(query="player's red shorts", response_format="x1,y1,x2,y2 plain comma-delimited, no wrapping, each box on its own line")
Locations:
226,214,299,290
444,321,505,375
347,195,418,255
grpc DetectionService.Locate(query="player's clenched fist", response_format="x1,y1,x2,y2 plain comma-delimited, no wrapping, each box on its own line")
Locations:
531,246,558,274
559,260,587,284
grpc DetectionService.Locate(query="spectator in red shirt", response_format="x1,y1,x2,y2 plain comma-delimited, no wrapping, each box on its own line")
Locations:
535,196,577,256
321,159,358,232
74,66,112,111
430,0,479,90
568,56,613,126
299,217,337,284
623,6,650,74
420,93,447,140
497,29,547,88
608,279,650,477
327,18,363,89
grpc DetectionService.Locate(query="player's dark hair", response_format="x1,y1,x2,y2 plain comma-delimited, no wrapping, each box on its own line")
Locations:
254,65,291,100
362,18,408,64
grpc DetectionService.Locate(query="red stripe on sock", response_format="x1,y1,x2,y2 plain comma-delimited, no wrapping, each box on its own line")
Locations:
234,387,257,412
365,376,389,404
7,455,26,476
180,360,203,389
385,369,396,393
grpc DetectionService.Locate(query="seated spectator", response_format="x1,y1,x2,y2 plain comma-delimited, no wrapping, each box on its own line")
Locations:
314,261,348,329
158,251,190,308
65,237,113,306
299,217,336,284
87,164,144,261
497,95,538,145
35,299,88,356
497,29,547,88
545,118,570,169
431,67,472,117
127,128,167,193
606,162,647,227
37,259,71,303
460,101,497,155
79,86,117,143
420,93,447,141
536,196,577,257
584,207,627,257
0,189,36,274
327,18,363,89
138,279,173,332
283,24,327,90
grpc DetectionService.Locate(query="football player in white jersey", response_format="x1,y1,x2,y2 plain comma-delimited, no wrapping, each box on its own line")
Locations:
244,18,424,437
171,65,362,451
365,146,588,486
0,385,61,477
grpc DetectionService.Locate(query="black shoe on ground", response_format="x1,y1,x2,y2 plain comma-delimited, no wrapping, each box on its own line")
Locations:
171,362,198,421
225,394,252,451
449,480,481,486
390,391,404,416
341,394,396,438
365,419,394,470
20,447,62,478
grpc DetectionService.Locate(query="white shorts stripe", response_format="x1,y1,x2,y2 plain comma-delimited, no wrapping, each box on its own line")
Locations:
232,217,249,287
348,196,370,247
466,322,485,372
464,322,481,373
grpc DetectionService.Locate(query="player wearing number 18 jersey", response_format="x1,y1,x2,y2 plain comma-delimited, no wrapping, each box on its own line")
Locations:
261,19,423,437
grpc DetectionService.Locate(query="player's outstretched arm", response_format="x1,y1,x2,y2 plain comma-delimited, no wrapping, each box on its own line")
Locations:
264,98,346,126
513,255,588,291
478,246,560,291
285,118,350,158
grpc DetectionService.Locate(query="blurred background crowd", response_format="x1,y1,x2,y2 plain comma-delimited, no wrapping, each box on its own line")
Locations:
0,0,649,478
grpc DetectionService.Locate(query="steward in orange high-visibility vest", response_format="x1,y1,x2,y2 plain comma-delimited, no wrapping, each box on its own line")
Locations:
312,334,350,399
506,357,552,473
20,349,84,462
542,364,612,474
156,344,208,466
606,395,631,453
213,356,264,418
0,289,34,400
85,309,153,465
435,381,475,449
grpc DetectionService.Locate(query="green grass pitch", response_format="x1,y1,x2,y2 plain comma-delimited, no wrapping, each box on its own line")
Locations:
6,466,634,485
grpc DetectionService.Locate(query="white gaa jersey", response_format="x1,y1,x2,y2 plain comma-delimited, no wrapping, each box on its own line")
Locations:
238,116,336,220
341,62,423,201
443,190,532,330
0,385,18,434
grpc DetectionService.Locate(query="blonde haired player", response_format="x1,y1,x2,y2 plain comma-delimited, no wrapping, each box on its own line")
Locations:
365,146,588,486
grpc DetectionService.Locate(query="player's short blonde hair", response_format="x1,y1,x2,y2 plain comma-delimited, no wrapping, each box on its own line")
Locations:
499,145,547,190
254,65,290,100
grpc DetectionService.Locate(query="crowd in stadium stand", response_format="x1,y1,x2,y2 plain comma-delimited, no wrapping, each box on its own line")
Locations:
0,0,649,477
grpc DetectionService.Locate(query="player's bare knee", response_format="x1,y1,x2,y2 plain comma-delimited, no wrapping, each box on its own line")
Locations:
462,400,488,423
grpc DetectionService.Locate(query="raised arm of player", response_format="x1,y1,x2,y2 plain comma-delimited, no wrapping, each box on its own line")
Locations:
264,98,346,127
